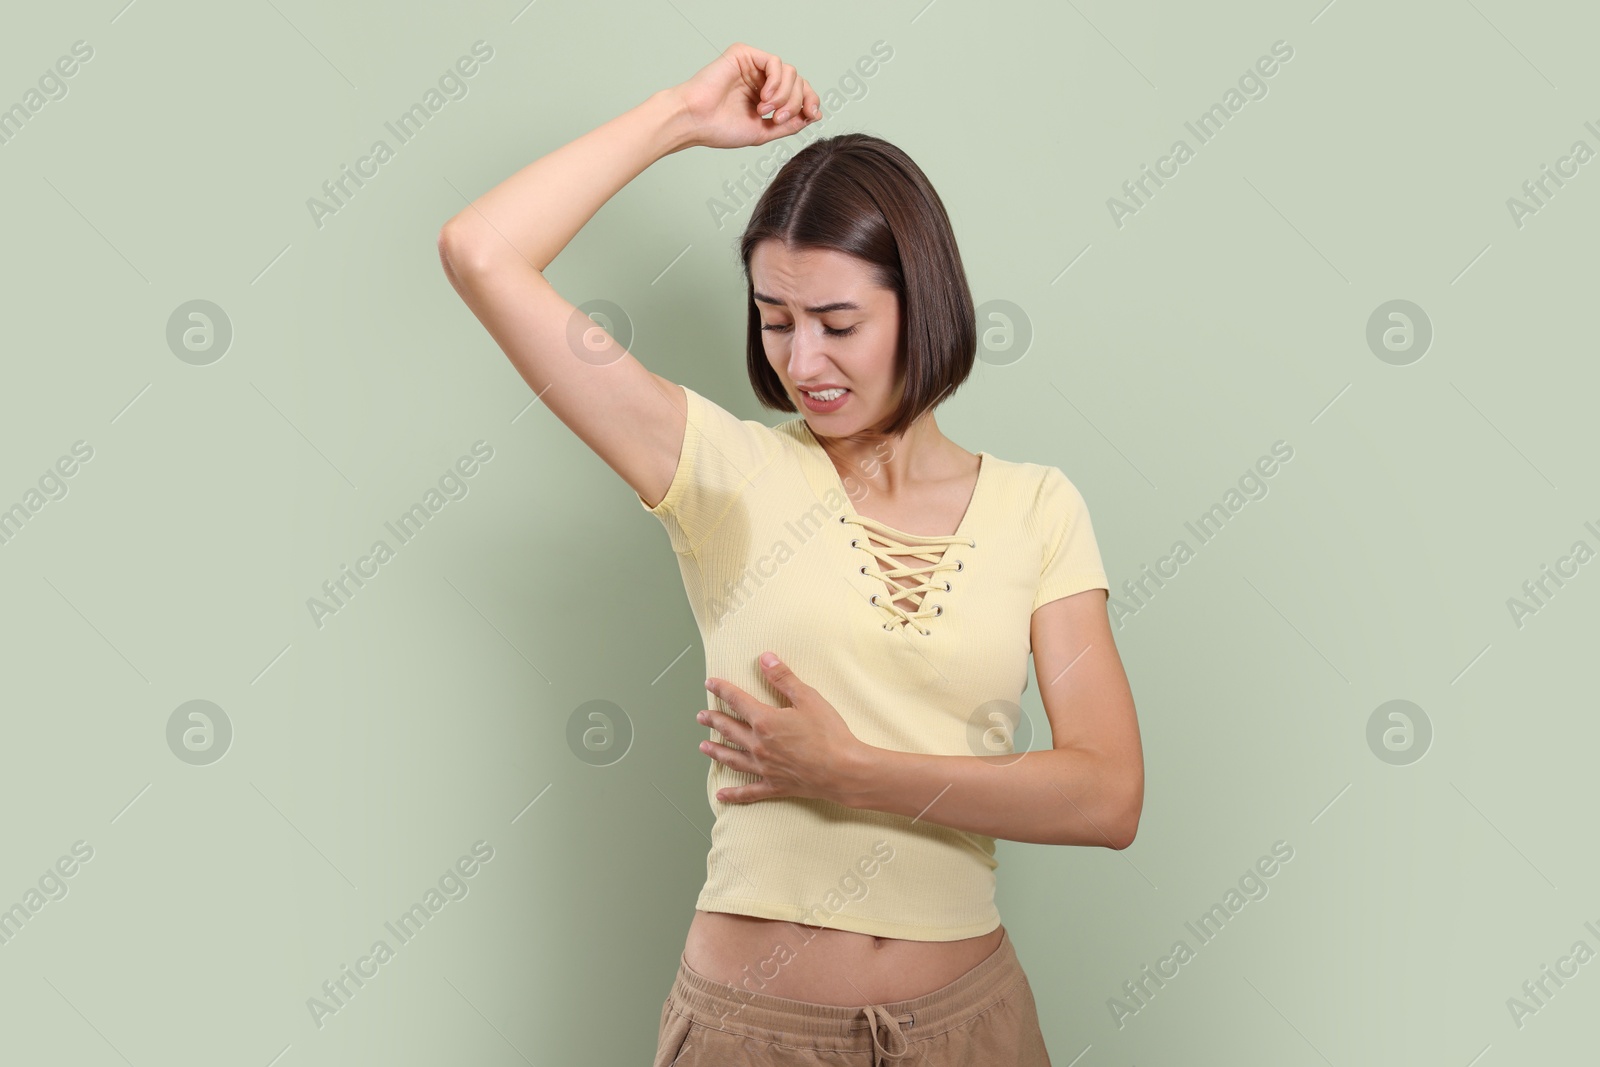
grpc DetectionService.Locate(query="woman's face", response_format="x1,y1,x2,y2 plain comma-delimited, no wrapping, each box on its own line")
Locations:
750,240,901,436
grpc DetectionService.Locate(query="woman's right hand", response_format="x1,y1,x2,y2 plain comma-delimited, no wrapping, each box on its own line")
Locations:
668,43,822,150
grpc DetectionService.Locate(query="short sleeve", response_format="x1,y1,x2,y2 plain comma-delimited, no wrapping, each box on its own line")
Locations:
637,384,782,557
1032,467,1110,613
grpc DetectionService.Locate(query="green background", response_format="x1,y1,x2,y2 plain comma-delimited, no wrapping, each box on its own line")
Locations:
2,0,1596,1063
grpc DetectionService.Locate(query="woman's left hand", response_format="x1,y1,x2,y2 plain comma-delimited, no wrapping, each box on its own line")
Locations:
699,652,869,805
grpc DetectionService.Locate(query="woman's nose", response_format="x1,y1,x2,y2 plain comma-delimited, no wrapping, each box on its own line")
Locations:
787,326,826,378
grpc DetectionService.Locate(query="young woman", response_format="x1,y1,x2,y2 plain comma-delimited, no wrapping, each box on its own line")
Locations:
438,43,1143,1067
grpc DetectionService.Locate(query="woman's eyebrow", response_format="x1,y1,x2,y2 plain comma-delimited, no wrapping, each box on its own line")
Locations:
753,292,862,314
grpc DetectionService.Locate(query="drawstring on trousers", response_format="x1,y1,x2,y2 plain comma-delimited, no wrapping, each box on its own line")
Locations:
857,1004,914,1065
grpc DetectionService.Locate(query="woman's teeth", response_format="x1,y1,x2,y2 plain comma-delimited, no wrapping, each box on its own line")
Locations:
806,388,847,400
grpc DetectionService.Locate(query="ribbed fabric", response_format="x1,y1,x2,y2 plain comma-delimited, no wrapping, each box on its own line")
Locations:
639,384,1109,941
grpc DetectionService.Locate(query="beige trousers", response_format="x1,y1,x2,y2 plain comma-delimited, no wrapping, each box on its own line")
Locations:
653,926,1052,1066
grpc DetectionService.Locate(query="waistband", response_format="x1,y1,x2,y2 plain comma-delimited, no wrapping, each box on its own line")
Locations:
668,925,1021,1060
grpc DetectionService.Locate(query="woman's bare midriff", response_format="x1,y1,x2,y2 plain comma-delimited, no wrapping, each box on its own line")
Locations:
684,909,1005,1005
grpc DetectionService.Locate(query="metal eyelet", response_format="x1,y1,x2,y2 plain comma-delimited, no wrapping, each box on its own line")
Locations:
954,560,964,572
870,594,880,606
860,566,869,575
882,623,893,631
932,605,943,616
838,515,848,524
968,539,976,548
944,581,952,591
850,538,859,548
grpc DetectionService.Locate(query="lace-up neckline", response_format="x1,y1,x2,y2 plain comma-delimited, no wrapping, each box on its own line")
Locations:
800,423,987,637
841,513,975,635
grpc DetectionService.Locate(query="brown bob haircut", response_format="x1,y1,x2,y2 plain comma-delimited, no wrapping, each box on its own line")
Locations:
739,132,976,439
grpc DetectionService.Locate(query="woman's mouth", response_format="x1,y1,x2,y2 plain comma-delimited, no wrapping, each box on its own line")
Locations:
800,387,849,412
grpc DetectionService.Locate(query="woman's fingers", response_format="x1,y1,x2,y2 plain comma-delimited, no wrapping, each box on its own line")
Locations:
768,64,799,119
716,782,773,804
754,59,795,117
701,737,758,776
798,80,819,120
754,52,786,113
698,706,752,750
778,78,819,124
781,70,810,122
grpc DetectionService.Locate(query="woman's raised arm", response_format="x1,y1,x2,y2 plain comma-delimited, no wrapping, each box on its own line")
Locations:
436,44,819,509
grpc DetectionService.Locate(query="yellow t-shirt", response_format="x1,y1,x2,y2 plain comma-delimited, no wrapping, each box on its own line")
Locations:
639,383,1110,941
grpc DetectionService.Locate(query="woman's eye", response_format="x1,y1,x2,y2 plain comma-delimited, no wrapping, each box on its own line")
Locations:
760,323,859,337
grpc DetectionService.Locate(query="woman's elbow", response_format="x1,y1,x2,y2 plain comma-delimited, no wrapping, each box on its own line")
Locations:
437,221,480,275
1108,769,1144,850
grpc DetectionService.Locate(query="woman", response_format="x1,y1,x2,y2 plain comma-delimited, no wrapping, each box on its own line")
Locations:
438,43,1143,1067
